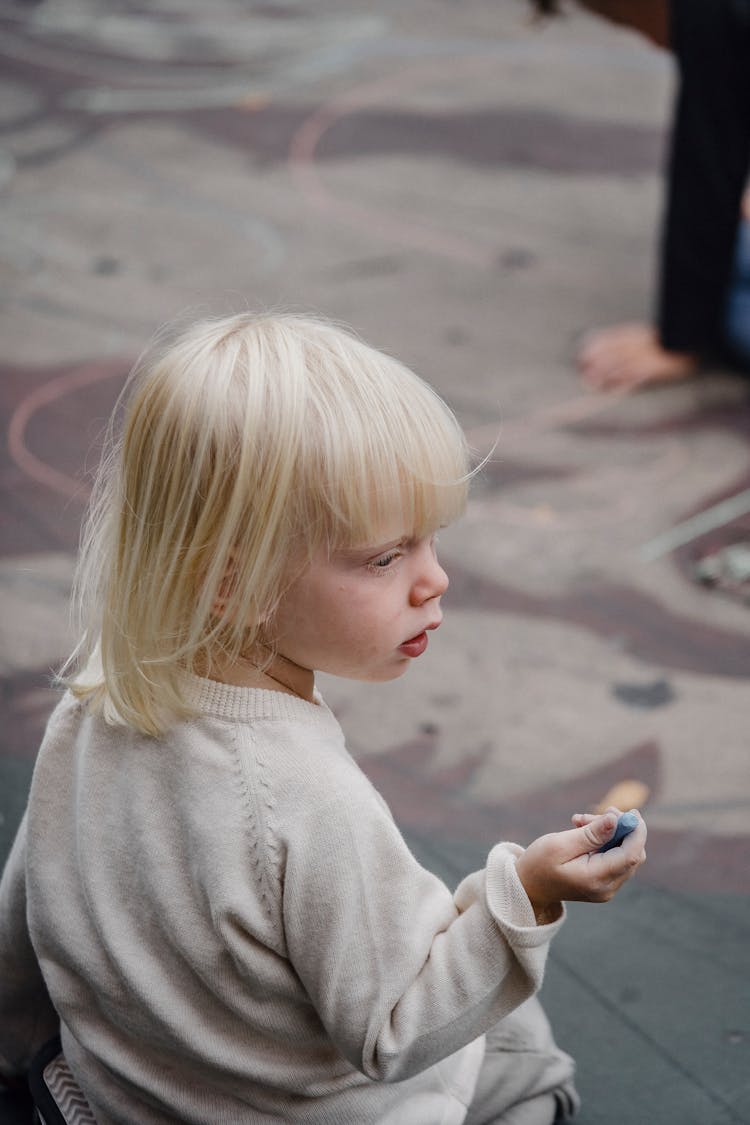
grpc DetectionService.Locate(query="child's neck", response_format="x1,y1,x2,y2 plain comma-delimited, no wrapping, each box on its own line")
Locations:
207,650,315,702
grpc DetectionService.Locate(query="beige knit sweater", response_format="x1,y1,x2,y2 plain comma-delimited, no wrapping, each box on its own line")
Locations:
0,677,564,1124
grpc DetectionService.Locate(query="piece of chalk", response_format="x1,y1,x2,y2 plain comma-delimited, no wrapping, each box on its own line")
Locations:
596,810,640,853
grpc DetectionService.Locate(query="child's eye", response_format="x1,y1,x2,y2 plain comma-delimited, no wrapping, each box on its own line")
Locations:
368,550,400,572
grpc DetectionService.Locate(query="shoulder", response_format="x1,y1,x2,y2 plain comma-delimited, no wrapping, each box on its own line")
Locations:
236,701,389,820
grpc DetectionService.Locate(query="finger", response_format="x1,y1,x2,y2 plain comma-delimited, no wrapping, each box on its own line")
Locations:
599,816,648,871
576,807,642,855
572,806,621,826
573,811,619,854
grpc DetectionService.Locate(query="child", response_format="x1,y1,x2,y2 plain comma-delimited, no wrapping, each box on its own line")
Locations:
0,314,646,1124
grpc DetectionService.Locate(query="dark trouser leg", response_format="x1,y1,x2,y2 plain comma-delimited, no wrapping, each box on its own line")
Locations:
658,0,750,359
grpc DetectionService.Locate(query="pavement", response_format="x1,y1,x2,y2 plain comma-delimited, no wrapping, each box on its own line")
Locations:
1,1,749,1122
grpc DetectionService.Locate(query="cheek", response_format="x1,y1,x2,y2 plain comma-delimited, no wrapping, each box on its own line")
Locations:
301,583,355,640
358,597,403,646
316,593,377,650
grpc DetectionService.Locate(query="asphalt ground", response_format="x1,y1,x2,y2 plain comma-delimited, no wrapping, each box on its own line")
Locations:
1,2,749,1122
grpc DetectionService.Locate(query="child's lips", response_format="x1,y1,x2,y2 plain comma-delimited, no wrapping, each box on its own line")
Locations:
398,632,428,658
398,621,440,658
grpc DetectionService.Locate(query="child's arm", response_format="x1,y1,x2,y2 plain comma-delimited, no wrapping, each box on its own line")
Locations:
515,807,647,924
275,747,646,1087
281,772,570,1084
0,811,59,1081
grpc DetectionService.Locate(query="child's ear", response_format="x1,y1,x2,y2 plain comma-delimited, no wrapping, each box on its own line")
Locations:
210,555,276,628
210,552,239,617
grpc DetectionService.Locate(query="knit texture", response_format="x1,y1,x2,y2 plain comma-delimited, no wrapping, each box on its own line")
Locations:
0,679,564,1124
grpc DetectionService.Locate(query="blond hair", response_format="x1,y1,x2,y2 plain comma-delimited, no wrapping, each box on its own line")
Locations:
64,313,471,735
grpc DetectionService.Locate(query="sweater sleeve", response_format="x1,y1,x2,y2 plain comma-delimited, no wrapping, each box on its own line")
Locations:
280,765,564,1084
0,811,59,1078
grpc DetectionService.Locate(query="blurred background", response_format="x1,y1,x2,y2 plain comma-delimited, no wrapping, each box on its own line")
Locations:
1,1,749,1121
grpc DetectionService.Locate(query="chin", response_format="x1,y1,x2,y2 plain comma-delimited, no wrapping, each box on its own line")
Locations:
374,660,411,682
326,656,412,684
346,661,411,684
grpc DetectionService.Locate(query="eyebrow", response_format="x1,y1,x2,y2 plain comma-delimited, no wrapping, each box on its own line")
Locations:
335,536,409,561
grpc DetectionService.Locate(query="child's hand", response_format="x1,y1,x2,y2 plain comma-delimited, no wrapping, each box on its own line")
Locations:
514,808,647,925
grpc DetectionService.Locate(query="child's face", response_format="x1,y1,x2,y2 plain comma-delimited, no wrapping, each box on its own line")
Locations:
271,523,449,685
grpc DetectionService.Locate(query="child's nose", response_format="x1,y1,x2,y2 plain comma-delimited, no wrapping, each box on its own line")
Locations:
410,549,449,606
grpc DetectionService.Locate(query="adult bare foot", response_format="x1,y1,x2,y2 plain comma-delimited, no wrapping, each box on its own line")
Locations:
577,322,698,392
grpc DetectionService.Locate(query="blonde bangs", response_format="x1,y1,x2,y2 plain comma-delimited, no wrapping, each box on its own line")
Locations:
299,354,470,551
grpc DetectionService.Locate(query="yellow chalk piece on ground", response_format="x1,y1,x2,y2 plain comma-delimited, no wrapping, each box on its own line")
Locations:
237,95,271,112
595,779,650,813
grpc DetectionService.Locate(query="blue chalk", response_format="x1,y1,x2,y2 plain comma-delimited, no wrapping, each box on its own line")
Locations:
596,810,639,853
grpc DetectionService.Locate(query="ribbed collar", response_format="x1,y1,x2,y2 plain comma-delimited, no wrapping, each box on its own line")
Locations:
180,671,337,729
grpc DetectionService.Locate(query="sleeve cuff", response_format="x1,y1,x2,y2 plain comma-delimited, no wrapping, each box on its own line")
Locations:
484,842,566,945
